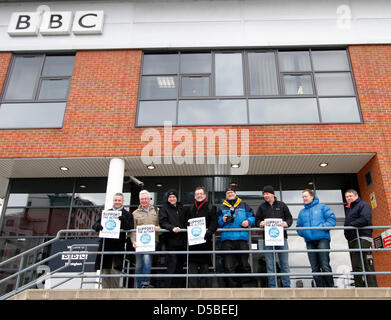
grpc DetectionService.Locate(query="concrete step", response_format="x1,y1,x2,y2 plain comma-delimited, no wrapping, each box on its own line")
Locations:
8,287,391,300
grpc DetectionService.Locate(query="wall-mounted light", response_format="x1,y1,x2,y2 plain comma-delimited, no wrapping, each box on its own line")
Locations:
60,166,69,171
79,184,87,189
147,164,155,170
319,162,328,167
231,163,240,169
156,183,163,188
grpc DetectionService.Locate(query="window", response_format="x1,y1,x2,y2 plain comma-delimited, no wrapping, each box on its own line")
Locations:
0,54,75,129
137,49,362,126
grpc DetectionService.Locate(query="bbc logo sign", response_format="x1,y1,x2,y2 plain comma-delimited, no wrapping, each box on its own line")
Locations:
8,11,104,36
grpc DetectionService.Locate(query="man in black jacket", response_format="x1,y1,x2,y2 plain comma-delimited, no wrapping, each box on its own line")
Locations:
255,185,293,288
159,189,187,288
185,186,218,288
92,192,134,288
344,189,377,287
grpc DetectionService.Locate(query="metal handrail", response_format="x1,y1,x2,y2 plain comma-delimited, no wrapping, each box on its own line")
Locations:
0,225,390,300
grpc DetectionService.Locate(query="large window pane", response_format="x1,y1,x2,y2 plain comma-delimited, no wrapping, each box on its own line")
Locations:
0,102,66,129
315,73,355,96
283,75,313,95
178,99,247,125
319,97,361,123
137,100,177,126
1,208,69,236
180,53,211,73
8,193,72,207
143,54,178,74
181,76,209,96
215,53,244,96
248,52,278,96
3,56,42,100
140,76,177,99
42,55,75,76
279,51,311,72
249,98,319,124
312,50,349,71
38,79,70,100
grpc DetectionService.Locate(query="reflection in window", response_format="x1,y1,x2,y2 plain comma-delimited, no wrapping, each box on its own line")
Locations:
178,99,247,125
249,98,319,124
319,98,361,123
181,77,210,96
215,53,244,96
137,101,177,126
278,51,311,72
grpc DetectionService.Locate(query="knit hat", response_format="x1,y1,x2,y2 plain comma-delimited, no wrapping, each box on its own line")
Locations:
225,187,236,194
166,189,179,200
262,185,275,195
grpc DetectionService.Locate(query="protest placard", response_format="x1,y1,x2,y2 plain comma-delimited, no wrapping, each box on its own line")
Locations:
136,224,156,252
187,217,206,246
99,210,122,239
264,218,284,246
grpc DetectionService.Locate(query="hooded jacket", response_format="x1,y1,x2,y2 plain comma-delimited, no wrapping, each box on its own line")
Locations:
217,198,255,242
296,196,336,242
344,197,373,241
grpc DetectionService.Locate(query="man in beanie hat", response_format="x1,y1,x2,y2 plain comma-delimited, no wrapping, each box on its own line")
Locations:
159,189,187,288
217,187,255,287
255,185,293,288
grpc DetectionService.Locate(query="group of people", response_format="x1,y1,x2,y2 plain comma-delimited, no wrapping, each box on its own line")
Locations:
92,186,376,289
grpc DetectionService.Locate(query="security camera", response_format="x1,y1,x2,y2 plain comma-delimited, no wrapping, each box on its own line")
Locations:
129,176,144,187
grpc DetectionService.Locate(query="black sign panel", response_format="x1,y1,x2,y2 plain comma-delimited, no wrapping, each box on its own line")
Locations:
48,239,99,273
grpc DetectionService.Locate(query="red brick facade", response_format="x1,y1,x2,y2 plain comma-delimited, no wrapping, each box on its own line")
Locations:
1,46,391,285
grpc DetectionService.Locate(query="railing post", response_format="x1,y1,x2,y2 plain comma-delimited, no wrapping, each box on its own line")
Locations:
14,255,24,291
355,227,368,287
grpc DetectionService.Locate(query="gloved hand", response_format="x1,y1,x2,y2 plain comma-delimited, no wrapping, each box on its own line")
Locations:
204,230,213,241
92,222,103,232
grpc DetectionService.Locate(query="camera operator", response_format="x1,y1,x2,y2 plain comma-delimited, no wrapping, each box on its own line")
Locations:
217,187,255,287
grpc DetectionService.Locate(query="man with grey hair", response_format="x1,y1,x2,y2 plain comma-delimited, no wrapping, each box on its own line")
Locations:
131,190,160,288
92,192,133,288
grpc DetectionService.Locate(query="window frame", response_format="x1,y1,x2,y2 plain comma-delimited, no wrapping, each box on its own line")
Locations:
1,53,75,104
136,48,363,126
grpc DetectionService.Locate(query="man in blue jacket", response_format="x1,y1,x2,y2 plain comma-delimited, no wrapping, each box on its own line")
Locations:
297,189,336,287
218,187,255,287
344,189,377,287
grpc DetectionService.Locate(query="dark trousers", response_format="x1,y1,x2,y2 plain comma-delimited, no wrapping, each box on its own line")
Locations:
165,245,186,288
306,239,334,287
188,261,210,288
221,240,253,287
348,238,377,287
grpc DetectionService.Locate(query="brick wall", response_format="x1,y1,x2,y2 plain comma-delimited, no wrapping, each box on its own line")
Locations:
1,46,391,285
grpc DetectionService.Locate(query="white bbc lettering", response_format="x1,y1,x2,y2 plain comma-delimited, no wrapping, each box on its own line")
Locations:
40,11,73,35
7,10,104,36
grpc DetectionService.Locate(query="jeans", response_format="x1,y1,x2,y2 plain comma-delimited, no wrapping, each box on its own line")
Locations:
135,253,153,288
306,239,334,287
259,239,291,288
348,238,377,287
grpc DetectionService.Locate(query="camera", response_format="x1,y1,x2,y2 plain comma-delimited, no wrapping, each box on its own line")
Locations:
226,207,235,223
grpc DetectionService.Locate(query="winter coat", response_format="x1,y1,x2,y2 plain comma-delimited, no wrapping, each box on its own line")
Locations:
185,201,218,264
130,205,160,243
217,198,255,242
93,207,134,270
255,198,293,239
296,196,336,242
344,197,373,241
159,201,187,249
